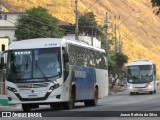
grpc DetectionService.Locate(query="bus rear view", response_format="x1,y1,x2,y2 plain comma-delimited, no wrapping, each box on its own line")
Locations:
127,60,157,95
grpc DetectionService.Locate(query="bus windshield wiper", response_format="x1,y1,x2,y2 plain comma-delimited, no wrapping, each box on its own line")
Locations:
35,61,48,81
52,74,61,78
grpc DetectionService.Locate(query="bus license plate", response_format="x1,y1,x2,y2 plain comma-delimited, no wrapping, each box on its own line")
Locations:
28,94,38,98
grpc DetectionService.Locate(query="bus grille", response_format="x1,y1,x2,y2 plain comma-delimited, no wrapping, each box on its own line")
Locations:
16,83,49,88
134,87,146,88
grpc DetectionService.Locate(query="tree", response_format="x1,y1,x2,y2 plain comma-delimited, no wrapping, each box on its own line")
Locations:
15,6,64,40
151,0,160,15
109,51,128,88
115,52,128,69
108,51,128,75
108,51,116,74
78,12,97,35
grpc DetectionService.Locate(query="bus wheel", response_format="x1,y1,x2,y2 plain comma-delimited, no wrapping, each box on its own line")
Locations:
84,100,91,107
64,90,75,109
90,88,98,106
22,104,31,112
130,92,134,95
50,103,61,110
149,91,153,94
154,90,156,93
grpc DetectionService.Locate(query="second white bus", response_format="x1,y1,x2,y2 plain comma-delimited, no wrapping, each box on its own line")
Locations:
127,60,157,95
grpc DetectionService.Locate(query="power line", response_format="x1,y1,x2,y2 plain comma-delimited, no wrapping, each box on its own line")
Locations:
3,0,104,40
20,14,59,28
7,17,51,36
6,17,47,38
79,0,105,22
66,0,99,22
82,0,99,13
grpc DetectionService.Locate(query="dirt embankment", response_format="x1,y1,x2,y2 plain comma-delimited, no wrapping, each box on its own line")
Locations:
109,85,127,95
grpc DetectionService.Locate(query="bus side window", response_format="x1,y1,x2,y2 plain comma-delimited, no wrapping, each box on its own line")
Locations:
63,48,69,81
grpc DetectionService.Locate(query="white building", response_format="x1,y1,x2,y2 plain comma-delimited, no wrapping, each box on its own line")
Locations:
0,12,24,43
0,37,9,54
64,34,101,48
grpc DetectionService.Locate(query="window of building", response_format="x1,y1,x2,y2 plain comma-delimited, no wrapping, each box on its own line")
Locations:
2,44,5,51
4,14,7,20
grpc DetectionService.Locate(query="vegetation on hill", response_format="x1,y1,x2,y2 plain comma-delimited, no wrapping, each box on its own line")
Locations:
151,0,160,15
1,0,160,77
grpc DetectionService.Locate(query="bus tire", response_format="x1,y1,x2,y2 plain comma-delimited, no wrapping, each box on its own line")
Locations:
90,88,98,106
84,100,91,107
22,104,31,112
149,91,153,94
130,92,134,95
154,90,156,93
63,89,75,109
50,103,61,109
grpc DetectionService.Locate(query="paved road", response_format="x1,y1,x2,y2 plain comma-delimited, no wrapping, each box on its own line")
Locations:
1,86,160,119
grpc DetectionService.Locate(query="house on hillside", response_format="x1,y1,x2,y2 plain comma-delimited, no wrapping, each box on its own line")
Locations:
0,12,24,43
0,10,23,97
59,21,102,48
0,37,9,54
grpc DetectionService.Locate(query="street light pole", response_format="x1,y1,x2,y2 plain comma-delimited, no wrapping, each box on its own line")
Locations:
114,11,139,51
0,3,3,19
115,23,117,51
75,0,79,41
104,12,109,50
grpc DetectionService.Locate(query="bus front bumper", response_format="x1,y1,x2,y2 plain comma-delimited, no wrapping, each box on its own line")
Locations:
128,86,154,93
7,87,68,105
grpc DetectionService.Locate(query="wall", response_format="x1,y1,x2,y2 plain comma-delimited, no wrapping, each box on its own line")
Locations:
0,37,9,53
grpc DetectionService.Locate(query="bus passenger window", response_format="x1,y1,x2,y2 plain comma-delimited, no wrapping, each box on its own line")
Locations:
63,48,69,80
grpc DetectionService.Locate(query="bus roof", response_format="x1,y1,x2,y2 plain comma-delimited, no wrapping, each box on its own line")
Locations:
127,59,155,66
9,38,105,53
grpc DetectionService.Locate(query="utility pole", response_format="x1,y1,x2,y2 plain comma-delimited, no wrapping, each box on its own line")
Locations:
0,3,3,19
91,26,93,46
113,12,138,52
114,13,120,52
75,0,79,40
114,23,117,51
104,12,109,50
118,33,122,52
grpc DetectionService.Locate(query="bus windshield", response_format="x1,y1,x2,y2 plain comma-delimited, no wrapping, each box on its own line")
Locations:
127,65,153,83
7,48,61,82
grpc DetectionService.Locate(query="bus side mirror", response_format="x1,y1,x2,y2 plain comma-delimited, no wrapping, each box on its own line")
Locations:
63,53,69,63
153,65,156,75
154,69,156,75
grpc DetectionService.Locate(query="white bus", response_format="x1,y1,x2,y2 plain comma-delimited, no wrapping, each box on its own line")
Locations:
2,38,108,112
127,60,157,95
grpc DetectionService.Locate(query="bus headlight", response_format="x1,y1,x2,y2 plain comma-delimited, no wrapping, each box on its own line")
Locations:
145,83,152,88
148,84,152,88
48,84,60,93
7,86,18,93
128,85,132,89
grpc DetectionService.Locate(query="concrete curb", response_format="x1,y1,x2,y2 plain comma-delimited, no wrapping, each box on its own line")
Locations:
0,104,22,111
